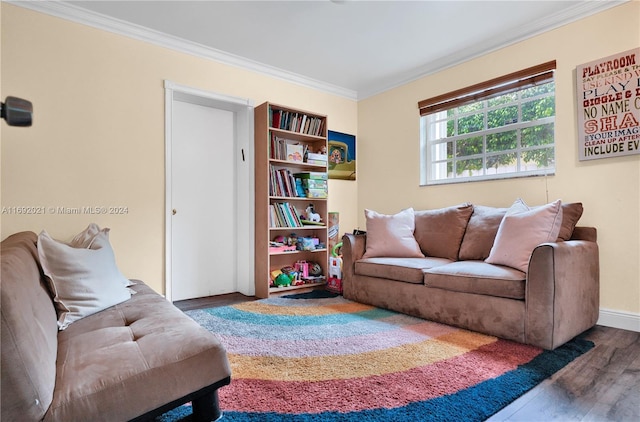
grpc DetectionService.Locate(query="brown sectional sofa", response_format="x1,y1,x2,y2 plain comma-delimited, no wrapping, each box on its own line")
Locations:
1,231,231,421
342,203,600,350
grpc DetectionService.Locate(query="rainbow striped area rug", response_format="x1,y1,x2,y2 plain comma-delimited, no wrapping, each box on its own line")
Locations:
160,293,593,422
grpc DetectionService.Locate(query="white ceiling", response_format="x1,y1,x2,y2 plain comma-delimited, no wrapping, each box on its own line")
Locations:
15,0,626,99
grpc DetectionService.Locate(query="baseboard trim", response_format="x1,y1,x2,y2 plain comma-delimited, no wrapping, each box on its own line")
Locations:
598,308,640,332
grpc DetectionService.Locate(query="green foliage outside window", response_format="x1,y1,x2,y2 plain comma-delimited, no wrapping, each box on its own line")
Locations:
437,81,555,177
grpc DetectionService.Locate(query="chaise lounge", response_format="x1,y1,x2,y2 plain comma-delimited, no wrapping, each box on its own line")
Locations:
1,230,232,421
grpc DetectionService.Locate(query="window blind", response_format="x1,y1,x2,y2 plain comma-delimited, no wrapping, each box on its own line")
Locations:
418,60,557,116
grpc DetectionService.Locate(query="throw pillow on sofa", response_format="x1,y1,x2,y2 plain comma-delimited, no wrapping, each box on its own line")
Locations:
485,199,563,272
37,224,132,330
362,208,424,259
458,205,509,261
66,223,133,287
414,203,473,260
558,202,584,241
67,221,102,248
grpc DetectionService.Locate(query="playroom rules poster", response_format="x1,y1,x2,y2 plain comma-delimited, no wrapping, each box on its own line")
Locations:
577,47,640,161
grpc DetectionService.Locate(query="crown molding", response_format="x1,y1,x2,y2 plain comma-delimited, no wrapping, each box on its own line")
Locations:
6,0,359,101
6,0,627,101
357,0,628,99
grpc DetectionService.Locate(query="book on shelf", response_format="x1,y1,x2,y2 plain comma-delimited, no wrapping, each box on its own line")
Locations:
301,179,328,190
270,134,310,161
306,189,328,199
293,172,328,180
294,177,328,198
306,152,327,163
273,203,286,227
272,109,281,129
270,109,324,136
290,203,303,226
282,169,294,197
286,144,304,162
269,202,303,228
269,166,302,198
281,202,297,227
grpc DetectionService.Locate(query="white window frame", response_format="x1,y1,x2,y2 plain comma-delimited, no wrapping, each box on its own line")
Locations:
419,66,556,186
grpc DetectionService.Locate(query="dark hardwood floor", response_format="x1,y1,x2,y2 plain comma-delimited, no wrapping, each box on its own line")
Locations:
173,292,257,312
174,293,640,421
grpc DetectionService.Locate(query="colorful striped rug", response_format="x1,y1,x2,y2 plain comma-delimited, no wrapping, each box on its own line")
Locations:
159,293,593,421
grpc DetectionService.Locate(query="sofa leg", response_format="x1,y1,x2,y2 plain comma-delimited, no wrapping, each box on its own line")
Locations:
192,389,222,422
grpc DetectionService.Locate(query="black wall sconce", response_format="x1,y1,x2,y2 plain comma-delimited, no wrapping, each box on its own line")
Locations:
1,96,33,126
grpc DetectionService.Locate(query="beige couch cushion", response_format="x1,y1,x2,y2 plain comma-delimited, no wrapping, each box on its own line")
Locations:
44,282,232,422
1,232,58,422
458,205,509,260
424,261,526,299
558,202,584,241
413,203,473,260
355,256,451,284
362,208,424,258
486,199,563,272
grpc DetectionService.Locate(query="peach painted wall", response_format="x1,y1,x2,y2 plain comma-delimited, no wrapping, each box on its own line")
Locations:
357,2,640,316
2,2,638,320
0,4,358,295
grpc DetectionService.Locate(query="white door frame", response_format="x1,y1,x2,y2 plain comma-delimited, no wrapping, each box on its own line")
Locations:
164,80,255,302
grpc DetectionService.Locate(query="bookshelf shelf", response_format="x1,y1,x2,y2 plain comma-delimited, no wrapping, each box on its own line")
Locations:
269,281,326,295
269,196,327,202
269,158,327,170
254,102,329,298
269,226,327,230
269,248,328,256
270,128,325,142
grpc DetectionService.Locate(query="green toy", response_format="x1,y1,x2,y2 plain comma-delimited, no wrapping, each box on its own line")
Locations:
332,241,343,257
274,273,292,287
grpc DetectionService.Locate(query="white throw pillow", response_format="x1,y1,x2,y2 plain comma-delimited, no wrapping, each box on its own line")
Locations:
37,226,132,330
485,199,563,272
68,222,102,248
66,223,133,287
362,208,425,259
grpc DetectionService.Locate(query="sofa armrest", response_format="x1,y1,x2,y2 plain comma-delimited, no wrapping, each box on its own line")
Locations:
571,226,597,242
525,238,599,349
341,233,366,289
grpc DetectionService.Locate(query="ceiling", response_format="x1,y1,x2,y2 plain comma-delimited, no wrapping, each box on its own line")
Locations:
16,0,626,99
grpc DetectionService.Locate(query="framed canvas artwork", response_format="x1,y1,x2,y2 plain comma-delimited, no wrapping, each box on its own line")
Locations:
327,130,356,180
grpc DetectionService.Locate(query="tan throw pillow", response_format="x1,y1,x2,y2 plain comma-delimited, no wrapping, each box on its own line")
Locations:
557,202,584,241
458,205,509,260
414,203,473,260
362,208,424,259
485,199,563,272
37,226,132,330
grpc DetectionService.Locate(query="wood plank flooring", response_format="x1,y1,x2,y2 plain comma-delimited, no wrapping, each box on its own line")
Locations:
174,293,640,421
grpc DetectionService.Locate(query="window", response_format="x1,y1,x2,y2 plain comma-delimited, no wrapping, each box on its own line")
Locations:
419,61,556,185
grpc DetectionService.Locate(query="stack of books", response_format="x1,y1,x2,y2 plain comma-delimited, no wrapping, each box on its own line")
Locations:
294,172,328,199
269,202,303,228
269,167,302,197
270,109,325,136
269,134,308,162
305,152,327,166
